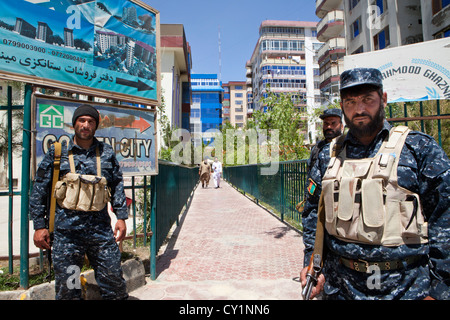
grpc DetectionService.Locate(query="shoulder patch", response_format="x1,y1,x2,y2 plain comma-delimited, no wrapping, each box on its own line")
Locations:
307,178,317,195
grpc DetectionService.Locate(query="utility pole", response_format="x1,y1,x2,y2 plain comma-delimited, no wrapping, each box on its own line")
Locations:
218,25,222,82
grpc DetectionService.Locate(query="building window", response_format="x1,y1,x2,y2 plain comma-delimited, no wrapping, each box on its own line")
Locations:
351,17,361,39
235,93,243,98
191,109,201,118
260,39,305,53
235,115,244,121
234,85,243,90
435,27,450,39
374,0,388,15
432,0,450,15
349,0,360,10
373,26,390,50
352,45,364,54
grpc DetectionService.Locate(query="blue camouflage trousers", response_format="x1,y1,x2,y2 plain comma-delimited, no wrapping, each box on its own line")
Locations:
52,228,128,300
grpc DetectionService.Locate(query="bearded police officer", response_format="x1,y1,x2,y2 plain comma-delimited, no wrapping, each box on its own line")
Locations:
298,109,344,213
307,108,344,174
30,104,129,300
300,68,449,300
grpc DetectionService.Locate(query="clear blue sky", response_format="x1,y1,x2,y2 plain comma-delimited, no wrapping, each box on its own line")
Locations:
142,0,319,83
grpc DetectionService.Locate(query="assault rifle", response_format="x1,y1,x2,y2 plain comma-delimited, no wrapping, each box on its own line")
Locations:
301,192,325,300
302,254,322,300
46,142,61,282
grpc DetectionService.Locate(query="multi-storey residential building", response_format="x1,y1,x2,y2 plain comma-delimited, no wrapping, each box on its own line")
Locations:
222,81,248,128
160,24,192,150
64,28,74,48
190,74,223,146
315,0,346,100
246,20,322,142
315,0,449,100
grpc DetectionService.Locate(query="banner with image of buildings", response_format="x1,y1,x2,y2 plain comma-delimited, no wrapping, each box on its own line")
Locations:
0,0,159,106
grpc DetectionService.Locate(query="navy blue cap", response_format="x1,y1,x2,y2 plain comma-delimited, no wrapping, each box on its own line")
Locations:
320,108,342,120
340,68,383,91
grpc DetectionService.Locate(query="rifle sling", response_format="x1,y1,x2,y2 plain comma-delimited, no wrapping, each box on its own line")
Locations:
49,142,61,234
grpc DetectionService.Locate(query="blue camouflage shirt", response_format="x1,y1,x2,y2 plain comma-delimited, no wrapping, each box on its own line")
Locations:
302,120,449,299
30,136,128,232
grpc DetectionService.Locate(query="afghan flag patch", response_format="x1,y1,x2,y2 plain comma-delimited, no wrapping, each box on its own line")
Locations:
307,178,317,195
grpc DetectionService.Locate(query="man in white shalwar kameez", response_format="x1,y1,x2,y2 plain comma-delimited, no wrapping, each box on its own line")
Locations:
211,157,222,188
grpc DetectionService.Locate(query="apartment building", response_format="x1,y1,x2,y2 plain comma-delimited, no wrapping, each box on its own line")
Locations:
222,81,248,128
315,0,449,99
316,0,346,99
160,24,192,150
190,74,223,146
246,20,322,141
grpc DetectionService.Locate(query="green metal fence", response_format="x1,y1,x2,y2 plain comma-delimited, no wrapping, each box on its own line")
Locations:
152,160,198,257
223,160,308,229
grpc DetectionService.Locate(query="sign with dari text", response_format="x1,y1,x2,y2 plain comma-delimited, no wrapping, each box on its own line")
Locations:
0,0,160,106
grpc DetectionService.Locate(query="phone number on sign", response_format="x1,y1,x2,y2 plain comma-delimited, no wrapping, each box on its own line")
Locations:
49,49,86,63
2,39,46,53
2,38,86,63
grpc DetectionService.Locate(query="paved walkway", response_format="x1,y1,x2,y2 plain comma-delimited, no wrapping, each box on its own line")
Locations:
130,179,305,300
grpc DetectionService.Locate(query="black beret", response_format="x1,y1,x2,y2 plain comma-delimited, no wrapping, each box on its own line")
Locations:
340,67,383,91
72,104,99,129
320,108,342,120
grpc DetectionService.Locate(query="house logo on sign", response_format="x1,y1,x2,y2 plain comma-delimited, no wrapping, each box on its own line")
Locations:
39,105,64,129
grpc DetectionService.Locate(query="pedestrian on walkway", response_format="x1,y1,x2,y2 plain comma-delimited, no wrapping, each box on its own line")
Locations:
199,158,211,188
212,157,222,188
300,67,449,300
30,104,129,300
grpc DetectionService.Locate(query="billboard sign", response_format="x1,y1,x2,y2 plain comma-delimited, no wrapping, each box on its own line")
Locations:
344,37,450,103
0,0,160,106
35,96,157,176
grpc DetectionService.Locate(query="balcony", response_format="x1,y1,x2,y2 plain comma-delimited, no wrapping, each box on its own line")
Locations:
317,37,346,61
316,0,344,19
317,10,344,42
319,60,344,89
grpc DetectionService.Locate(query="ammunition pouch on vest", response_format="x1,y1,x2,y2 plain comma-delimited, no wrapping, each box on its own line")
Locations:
54,146,111,212
323,126,428,247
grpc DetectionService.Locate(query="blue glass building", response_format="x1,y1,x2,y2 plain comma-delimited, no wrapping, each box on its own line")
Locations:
190,74,223,145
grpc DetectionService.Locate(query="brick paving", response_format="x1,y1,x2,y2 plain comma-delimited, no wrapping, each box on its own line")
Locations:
130,179,305,300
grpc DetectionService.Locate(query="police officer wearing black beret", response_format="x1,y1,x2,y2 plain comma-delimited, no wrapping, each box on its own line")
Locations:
300,67,450,300
307,108,344,174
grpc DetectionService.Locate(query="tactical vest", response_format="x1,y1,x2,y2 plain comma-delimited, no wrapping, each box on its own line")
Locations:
323,126,428,247
54,147,110,212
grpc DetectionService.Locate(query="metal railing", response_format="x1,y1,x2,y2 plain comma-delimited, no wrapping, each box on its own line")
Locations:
224,160,308,229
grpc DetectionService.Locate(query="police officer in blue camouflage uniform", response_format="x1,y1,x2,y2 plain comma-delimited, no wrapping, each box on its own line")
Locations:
297,109,344,213
300,68,449,300
307,108,344,174
30,104,129,300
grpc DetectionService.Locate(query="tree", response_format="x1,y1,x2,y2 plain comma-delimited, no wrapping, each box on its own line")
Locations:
250,89,309,161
